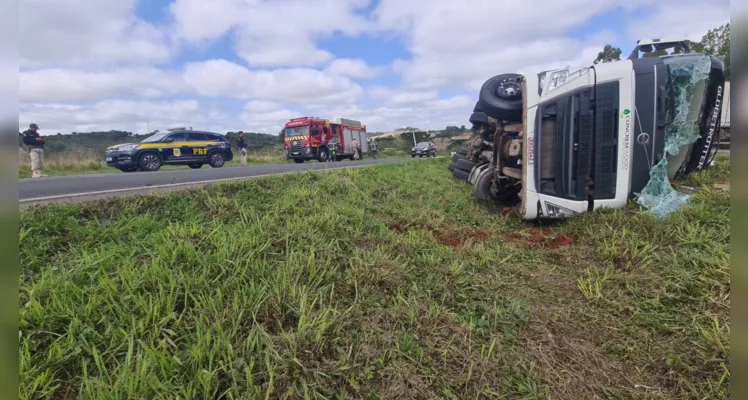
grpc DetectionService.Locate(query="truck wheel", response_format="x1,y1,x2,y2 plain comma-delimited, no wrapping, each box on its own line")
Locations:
455,158,477,172
469,111,489,125
479,73,523,122
139,152,162,172
317,148,329,162
208,151,225,168
452,168,470,181
474,169,496,201
452,153,467,163
473,100,483,113
294,159,304,164
448,164,455,172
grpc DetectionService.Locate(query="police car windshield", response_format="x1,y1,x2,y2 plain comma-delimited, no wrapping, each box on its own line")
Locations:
141,132,171,143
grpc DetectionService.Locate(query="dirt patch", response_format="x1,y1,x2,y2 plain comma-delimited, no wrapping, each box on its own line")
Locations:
387,224,406,233
520,304,657,399
388,223,489,248
505,227,574,249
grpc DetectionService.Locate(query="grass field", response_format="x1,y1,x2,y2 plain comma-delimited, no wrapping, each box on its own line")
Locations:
19,155,730,399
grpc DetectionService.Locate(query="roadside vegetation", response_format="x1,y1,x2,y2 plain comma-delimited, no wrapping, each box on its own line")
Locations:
19,154,730,399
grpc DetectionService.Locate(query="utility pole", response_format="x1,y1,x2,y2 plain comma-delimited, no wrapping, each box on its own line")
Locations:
412,130,417,146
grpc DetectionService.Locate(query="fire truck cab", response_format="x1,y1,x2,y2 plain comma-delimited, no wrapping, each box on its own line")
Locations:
284,117,368,163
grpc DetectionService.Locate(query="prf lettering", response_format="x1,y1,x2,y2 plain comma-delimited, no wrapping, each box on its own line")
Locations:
193,148,208,155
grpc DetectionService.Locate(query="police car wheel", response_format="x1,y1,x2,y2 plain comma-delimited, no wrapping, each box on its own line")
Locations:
208,152,225,168
188,163,203,169
139,153,161,171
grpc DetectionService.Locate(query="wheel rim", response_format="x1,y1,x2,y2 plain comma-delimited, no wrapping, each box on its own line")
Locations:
496,79,521,99
211,154,224,166
143,154,159,170
320,151,327,161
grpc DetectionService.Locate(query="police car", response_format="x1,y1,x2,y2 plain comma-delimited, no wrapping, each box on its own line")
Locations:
105,129,233,172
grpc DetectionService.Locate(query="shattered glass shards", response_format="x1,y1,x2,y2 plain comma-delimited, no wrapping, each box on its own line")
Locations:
636,55,712,217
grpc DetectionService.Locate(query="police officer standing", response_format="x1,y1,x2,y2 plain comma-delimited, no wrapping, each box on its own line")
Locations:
22,123,46,178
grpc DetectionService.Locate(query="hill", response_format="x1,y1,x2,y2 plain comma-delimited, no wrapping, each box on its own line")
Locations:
18,130,281,155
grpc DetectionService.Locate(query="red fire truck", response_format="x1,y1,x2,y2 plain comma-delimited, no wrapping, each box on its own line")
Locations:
284,117,368,163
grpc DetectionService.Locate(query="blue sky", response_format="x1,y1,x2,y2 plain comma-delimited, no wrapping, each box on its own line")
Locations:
19,0,729,135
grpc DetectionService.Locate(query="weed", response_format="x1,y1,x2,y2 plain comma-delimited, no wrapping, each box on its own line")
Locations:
19,156,730,399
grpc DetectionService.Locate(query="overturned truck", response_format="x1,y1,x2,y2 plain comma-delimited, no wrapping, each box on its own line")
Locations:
449,38,726,220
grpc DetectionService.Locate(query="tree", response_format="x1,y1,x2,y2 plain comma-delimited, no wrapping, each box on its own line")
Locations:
698,23,730,80
593,44,622,64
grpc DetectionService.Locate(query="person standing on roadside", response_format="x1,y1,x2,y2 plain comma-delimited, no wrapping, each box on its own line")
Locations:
369,138,378,159
351,137,360,160
237,131,248,166
22,123,46,178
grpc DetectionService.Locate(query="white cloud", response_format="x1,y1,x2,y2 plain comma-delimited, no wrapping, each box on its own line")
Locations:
20,0,175,68
170,0,375,68
325,58,383,79
183,59,364,104
17,0,733,136
626,0,730,42
20,68,186,103
19,99,226,135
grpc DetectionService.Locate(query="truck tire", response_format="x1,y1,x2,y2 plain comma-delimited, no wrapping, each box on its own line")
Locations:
479,73,523,122
452,168,470,181
473,100,483,113
448,163,455,172
317,147,329,162
474,169,496,201
469,111,489,125
455,158,477,172
452,153,467,163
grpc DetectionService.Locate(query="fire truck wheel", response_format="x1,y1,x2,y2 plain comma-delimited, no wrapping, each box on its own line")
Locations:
479,73,523,122
317,147,329,162
294,159,304,164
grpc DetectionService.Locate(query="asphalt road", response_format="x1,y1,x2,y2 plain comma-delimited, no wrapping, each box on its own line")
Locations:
20,157,430,205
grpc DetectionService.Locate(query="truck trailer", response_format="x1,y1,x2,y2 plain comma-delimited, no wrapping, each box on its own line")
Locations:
284,117,367,163
449,38,726,220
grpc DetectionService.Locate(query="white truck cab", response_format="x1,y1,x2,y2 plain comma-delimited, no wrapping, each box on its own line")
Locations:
463,39,726,220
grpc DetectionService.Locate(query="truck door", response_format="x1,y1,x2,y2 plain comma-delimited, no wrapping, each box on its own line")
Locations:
534,67,596,218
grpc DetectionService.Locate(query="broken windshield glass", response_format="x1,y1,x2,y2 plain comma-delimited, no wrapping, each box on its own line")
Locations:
636,55,712,217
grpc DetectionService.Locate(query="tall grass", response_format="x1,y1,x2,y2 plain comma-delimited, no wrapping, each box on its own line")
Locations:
18,147,107,177
19,156,730,399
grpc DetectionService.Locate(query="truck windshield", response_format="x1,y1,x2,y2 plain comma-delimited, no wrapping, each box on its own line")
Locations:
286,126,309,137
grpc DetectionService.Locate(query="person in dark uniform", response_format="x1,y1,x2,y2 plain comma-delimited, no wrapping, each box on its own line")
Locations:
22,123,46,178
237,131,248,166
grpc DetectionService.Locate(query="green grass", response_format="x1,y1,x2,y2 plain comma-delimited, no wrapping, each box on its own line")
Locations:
19,156,730,399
